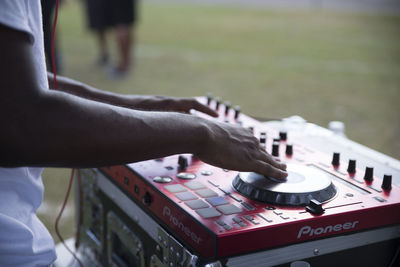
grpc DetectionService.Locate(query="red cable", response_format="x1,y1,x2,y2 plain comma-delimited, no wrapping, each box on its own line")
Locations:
50,1,83,266
51,0,59,89
55,169,83,267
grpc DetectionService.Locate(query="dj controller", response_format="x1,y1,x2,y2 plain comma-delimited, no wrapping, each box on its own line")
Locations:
74,96,400,267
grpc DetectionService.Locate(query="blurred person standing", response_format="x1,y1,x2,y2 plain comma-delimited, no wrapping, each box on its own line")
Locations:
84,0,138,78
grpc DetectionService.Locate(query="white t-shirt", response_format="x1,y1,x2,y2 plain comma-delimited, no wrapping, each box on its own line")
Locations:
0,0,56,266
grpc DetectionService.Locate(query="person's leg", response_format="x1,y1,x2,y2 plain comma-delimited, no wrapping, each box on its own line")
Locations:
96,29,109,66
114,24,133,72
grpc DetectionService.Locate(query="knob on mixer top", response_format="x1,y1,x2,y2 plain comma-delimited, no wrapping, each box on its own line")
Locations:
224,101,231,115
234,105,241,119
178,155,188,171
279,131,287,141
347,159,356,174
215,97,221,111
331,152,340,167
272,141,280,157
363,167,374,182
382,174,392,191
285,143,293,156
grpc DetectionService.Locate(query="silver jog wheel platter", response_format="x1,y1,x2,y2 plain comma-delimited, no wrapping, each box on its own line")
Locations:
232,164,337,206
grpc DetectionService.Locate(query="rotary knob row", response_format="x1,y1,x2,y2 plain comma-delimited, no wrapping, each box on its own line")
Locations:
258,131,291,157
206,94,240,119
331,152,392,191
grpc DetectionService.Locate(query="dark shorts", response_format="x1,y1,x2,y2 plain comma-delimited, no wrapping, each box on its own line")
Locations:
85,0,138,31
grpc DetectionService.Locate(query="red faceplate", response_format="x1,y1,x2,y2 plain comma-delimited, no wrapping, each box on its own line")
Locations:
100,97,400,260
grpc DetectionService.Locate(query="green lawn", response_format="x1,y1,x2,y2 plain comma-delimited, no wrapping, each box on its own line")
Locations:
38,0,400,242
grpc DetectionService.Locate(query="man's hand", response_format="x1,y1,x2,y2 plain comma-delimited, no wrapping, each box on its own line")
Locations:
196,120,288,179
124,95,218,117
48,73,218,117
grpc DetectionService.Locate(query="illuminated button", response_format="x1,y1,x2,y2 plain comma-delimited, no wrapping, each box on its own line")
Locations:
196,208,221,218
175,192,198,201
373,196,386,203
241,202,255,210
185,199,209,210
201,171,213,176
223,224,232,230
216,219,226,226
216,204,242,215
195,188,218,198
229,194,242,202
207,180,219,187
257,213,273,223
177,172,196,180
184,181,206,190
368,185,382,193
218,188,230,194
244,215,252,220
206,197,229,206
153,176,173,183
280,215,290,220
165,184,187,193
232,217,242,223
239,222,247,227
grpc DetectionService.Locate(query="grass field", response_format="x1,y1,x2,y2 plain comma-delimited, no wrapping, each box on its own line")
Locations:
38,0,400,243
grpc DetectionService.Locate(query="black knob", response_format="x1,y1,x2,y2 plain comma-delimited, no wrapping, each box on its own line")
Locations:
286,143,293,156
272,141,280,157
279,131,287,141
273,137,280,142
363,167,374,182
306,199,325,215
381,174,392,191
332,152,340,167
347,159,356,174
234,105,241,119
215,97,221,111
224,101,231,115
248,126,254,134
206,93,212,105
259,132,266,144
178,155,188,170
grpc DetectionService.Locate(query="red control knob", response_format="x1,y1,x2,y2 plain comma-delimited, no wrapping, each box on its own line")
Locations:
259,132,266,144
234,106,241,119
215,97,221,111
178,155,188,171
286,143,293,156
331,152,340,167
272,141,280,157
381,174,392,191
279,131,287,141
206,93,212,105
363,167,374,182
347,159,356,174
224,101,231,115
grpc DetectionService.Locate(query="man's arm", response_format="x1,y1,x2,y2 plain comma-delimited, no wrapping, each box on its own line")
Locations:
48,73,218,117
0,25,287,178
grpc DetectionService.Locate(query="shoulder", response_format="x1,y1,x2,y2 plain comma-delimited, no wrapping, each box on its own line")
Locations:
0,0,37,41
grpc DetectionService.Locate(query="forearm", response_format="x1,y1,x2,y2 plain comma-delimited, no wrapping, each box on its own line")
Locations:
47,72,167,110
1,88,207,168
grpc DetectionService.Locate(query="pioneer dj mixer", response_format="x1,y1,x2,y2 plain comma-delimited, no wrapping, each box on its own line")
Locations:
74,96,400,267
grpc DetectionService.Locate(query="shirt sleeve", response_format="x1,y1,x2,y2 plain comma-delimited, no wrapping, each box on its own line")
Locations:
0,0,33,40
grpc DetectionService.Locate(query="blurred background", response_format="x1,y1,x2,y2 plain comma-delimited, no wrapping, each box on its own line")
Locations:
37,0,400,245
